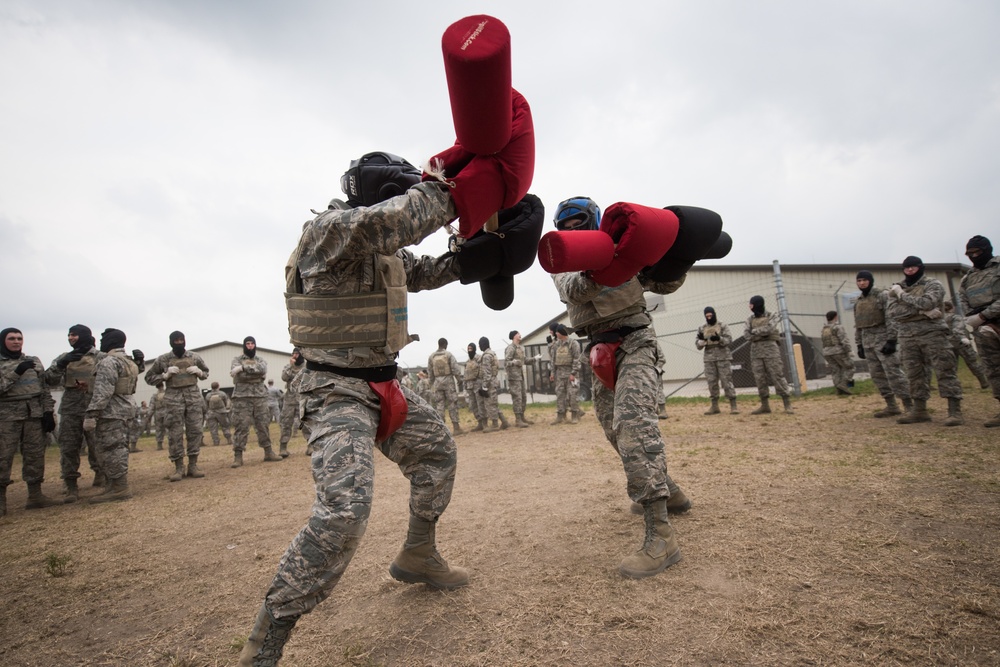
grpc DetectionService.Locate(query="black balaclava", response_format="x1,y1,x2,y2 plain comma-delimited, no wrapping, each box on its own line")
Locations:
966,235,993,270
100,328,127,353
509,330,519,341
292,347,304,366
704,307,717,325
555,324,568,337
902,256,925,286
479,336,490,351
69,324,95,351
750,296,766,317
243,336,257,359
856,270,875,296
170,331,186,357
467,343,477,360
1,327,22,359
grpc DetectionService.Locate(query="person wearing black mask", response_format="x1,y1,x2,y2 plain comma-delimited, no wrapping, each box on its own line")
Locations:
230,336,281,467
0,328,62,516
477,336,510,431
144,331,210,481
886,256,963,425
959,235,1000,427
278,348,305,456
44,324,105,499
853,271,912,418
463,342,486,431
744,296,794,414
696,307,739,415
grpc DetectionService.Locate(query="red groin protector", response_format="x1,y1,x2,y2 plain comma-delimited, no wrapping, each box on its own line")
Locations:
537,230,616,275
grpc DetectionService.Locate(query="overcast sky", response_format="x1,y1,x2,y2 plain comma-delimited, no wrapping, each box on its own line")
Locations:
2,0,998,370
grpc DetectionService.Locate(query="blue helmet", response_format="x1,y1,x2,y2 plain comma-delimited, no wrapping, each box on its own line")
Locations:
554,196,601,231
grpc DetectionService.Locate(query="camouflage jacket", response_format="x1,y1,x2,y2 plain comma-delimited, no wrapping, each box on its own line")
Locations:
552,272,685,339
85,349,138,421
885,275,949,338
44,346,105,415
231,354,268,399
0,353,53,421
696,321,733,361
959,255,1000,323
144,351,210,391
281,362,304,397
479,348,500,390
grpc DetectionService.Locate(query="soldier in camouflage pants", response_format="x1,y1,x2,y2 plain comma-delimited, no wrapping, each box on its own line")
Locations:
505,330,532,427
695,307,738,414
230,336,280,467
463,343,486,430
854,271,912,418
204,382,233,446
278,349,304,456
942,300,990,389
745,296,794,414
477,336,509,431
426,338,464,434
821,311,855,395
959,235,1000,427
549,325,582,424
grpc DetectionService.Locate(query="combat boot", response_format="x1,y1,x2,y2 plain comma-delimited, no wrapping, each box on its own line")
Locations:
520,412,535,425
630,488,693,516
619,498,682,579
471,419,486,433
92,471,106,488
570,411,582,424
704,399,720,415
25,483,64,510
943,397,964,427
499,413,510,430
155,440,164,451
483,419,499,433
874,396,901,418
657,404,669,420
128,442,142,453
63,478,79,504
550,412,566,425
781,395,795,414
89,475,131,504
389,515,470,590
452,422,465,436
238,603,299,667
231,450,244,468
751,396,771,415
279,442,290,458
168,459,185,482
897,399,931,424
729,398,740,414
262,447,282,462
514,413,531,428
186,456,205,478
901,397,914,413
985,401,1000,428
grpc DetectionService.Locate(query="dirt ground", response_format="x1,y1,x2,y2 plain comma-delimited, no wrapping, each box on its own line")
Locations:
1,378,999,667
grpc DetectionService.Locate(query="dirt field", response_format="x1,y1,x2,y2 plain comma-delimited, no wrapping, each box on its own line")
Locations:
1,378,999,667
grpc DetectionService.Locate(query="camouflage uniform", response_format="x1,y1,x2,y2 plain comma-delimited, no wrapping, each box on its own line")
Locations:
231,354,272,453
45,346,104,483
267,383,283,424
204,388,233,446
0,353,54,494
279,362,304,449
414,375,431,404
463,352,486,425
943,311,990,389
144,350,209,462
427,348,462,428
478,344,507,427
744,311,792,398
885,276,962,401
148,387,167,449
260,181,463,621
550,337,581,418
959,255,1000,402
505,340,529,417
695,321,736,401
854,288,911,402
821,320,855,392
84,349,138,483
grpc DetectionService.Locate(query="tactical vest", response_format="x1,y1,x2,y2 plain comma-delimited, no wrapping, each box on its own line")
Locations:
64,353,97,388
702,323,723,346
554,343,573,366
566,278,645,332
464,356,480,380
286,249,411,354
481,351,498,377
110,350,139,395
431,351,451,377
894,282,937,323
207,392,226,410
0,358,41,401
750,314,780,341
166,356,199,388
235,360,265,384
821,325,836,348
963,262,1000,310
854,292,885,329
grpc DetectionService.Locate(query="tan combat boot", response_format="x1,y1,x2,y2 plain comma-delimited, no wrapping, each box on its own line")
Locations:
238,603,299,667
514,413,530,428
986,400,1000,428
483,420,498,433
168,459,184,482
873,396,901,418
186,456,205,478
63,478,79,504
550,412,566,425
619,498,682,579
781,395,795,414
89,475,131,504
704,399,720,415
751,396,771,415
471,419,486,433
262,447,282,462
25,483,65,510
897,399,931,424
498,413,510,430
279,442,290,458
729,398,740,414
231,450,244,468
452,421,465,436
943,397,964,427
520,412,535,425
389,516,470,590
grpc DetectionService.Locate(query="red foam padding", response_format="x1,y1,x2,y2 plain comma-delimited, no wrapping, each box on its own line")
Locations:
537,230,615,274
590,203,679,286
442,15,512,155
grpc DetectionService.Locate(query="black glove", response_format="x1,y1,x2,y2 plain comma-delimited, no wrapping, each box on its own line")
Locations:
132,349,145,372
880,340,897,356
697,331,705,340
642,206,731,283
42,411,56,433
56,350,85,370
709,334,721,342
477,387,489,397
856,345,866,360
546,335,552,344
14,359,35,375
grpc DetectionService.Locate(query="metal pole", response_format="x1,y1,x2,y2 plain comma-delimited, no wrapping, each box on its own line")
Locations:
772,260,802,396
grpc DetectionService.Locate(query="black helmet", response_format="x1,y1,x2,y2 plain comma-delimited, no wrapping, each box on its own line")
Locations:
554,196,601,231
340,152,422,207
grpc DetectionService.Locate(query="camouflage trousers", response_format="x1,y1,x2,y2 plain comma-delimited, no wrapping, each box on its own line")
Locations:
163,388,204,462
509,372,527,415
704,359,736,400
233,396,272,452
263,379,457,619
279,393,300,446
481,383,504,422
751,356,791,398
862,343,911,400
952,340,990,388
467,386,485,422
205,411,232,446
93,418,129,481
154,416,166,447
57,411,101,481
973,328,1000,399
554,366,580,415
591,337,679,504
0,418,47,488
431,382,460,425
825,352,855,390
900,331,962,400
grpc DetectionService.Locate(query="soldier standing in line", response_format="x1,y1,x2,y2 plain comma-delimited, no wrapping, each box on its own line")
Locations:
942,300,991,390
82,329,140,503
266,380,283,424
138,401,151,436
854,270,912,418
745,295,795,415
230,336,281,467
959,236,1000,427
426,338,464,435
148,382,167,450
821,311,855,395
278,348,305,457
414,371,431,404
44,324,104,500
549,324,582,424
0,328,62,516
204,381,233,447
887,256,964,425
463,342,487,431
478,336,510,432
144,331,209,482
696,307,739,415
504,330,532,427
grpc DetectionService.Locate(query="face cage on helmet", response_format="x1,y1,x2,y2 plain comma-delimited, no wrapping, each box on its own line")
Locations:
554,198,600,231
